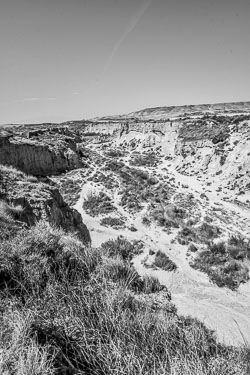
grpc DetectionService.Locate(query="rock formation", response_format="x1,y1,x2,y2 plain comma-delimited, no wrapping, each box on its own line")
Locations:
0,165,91,244
0,126,84,176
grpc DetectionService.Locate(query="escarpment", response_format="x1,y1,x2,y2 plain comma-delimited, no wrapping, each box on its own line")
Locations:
0,165,91,244
0,126,84,176
82,111,250,195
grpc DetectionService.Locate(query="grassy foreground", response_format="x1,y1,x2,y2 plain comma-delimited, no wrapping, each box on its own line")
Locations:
0,222,249,374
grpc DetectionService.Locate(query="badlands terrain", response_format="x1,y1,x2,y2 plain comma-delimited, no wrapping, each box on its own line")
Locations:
72,101,250,344
0,101,250,373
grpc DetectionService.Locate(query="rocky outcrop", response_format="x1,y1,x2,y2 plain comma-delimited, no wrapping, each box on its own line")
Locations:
0,165,91,244
0,127,84,176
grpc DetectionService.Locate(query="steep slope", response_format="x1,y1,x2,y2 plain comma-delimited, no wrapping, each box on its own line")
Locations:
0,165,91,244
0,126,84,176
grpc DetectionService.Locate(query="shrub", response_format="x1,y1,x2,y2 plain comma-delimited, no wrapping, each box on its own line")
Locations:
189,243,198,252
0,221,100,297
83,191,116,216
142,216,151,226
129,152,158,167
100,216,125,228
101,237,143,261
198,222,221,241
192,240,249,290
0,200,24,221
153,250,177,271
105,149,124,157
139,275,166,294
228,235,250,260
209,241,227,255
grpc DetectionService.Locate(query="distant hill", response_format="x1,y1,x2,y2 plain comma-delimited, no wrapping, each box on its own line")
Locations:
92,101,250,122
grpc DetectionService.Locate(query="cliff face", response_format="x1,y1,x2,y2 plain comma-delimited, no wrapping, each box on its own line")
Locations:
0,165,91,244
82,111,250,196
0,127,84,176
174,120,250,192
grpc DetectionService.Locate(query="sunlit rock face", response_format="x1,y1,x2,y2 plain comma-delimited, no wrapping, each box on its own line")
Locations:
0,127,84,176
81,102,250,195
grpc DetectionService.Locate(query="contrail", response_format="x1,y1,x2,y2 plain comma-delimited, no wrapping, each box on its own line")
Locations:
101,0,152,77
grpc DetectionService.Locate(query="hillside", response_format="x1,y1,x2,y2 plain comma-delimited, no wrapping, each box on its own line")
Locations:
92,100,250,122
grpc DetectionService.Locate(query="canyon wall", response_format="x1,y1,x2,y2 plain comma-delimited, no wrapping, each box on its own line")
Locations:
0,128,84,176
0,165,91,244
82,115,250,195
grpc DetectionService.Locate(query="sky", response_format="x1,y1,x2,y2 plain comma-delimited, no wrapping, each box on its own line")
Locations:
0,0,250,124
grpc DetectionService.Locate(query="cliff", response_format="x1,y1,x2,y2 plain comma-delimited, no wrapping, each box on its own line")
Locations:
0,165,91,244
0,126,84,176
81,109,250,196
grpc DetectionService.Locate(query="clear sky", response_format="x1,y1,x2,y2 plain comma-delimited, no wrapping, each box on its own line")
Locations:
0,0,250,124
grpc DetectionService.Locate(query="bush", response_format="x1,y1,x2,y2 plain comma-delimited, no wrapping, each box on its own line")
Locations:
142,216,151,226
199,222,221,240
105,149,124,157
101,237,143,261
178,223,222,245
0,200,24,221
209,241,227,255
129,152,158,167
83,191,116,216
153,250,177,271
0,221,100,297
228,235,250,260
189,243,198,252
192,243,249,290
100,216,125,228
